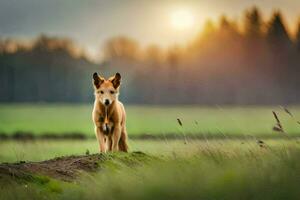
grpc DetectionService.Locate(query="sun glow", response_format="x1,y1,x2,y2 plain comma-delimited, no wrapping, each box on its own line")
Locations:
170,9,195,30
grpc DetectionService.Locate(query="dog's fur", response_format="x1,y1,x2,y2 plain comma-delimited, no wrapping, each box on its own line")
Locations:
92,72,128,153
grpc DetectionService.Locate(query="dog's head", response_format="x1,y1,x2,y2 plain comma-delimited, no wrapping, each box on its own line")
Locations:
92,72,121,106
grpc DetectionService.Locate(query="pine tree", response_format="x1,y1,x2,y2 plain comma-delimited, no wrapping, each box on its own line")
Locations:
242,7,266,73
190,19,216,51
219,15,232,31
266,11,291,47
216,15,240,43
244,7,263,38
202,19,215,38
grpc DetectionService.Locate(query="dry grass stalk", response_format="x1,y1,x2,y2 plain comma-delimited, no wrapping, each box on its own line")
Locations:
273,126,283,132
281,106,300,127
177,118,183,127
272,111,284,133
283,106,293,117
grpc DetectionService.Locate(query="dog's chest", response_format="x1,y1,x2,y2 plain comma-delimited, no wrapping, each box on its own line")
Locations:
99,116,114,135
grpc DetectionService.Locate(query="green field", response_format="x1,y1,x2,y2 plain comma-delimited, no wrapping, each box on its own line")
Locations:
1,139,300,200
0,104,300,137
1,104,300,199
0,139,299,163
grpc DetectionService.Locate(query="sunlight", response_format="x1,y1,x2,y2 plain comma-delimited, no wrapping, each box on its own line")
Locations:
170,9,195,30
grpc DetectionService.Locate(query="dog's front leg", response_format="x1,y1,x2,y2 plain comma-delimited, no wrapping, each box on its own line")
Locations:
111,124,121,152
107,137,113,151
95,126,106,153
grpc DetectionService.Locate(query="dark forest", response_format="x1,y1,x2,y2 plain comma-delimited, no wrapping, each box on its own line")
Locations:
1,7,300,104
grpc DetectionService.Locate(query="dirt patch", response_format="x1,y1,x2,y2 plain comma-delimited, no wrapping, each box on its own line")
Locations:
0,152,151,182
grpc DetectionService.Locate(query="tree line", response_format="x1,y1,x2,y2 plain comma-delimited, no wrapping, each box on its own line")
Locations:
0,7,300,104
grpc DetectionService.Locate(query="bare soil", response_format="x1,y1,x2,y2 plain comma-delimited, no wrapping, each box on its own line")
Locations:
0,152,149,182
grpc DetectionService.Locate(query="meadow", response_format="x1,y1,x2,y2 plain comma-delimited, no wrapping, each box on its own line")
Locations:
1,104,300,200
0,104,300,137
1,139,300,200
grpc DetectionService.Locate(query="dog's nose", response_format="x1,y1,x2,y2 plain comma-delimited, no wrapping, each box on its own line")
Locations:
104,99,110,106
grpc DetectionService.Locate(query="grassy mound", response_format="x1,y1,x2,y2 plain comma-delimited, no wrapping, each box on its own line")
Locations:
0,152,154,182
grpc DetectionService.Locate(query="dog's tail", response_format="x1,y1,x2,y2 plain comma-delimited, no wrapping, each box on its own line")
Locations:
119,130,128,152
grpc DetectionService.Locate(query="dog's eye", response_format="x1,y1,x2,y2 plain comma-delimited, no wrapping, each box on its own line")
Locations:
110,90,115,94
99,90,104,94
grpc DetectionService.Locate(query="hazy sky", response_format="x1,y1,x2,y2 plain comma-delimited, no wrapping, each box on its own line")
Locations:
0,0,299,59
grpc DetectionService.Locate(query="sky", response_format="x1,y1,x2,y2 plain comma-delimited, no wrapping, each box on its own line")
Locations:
0,0,299,60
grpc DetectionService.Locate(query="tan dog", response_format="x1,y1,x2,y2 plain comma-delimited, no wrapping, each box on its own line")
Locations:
92,72,128,153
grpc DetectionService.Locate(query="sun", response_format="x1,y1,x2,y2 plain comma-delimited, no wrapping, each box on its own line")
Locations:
170,9,195,30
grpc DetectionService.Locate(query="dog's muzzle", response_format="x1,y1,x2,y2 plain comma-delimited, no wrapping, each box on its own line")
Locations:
104,99,110,106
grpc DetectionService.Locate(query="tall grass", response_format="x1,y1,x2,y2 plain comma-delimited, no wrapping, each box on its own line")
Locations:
1,139,300,200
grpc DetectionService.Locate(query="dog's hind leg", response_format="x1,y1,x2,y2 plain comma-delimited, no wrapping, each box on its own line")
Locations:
119,127,128,152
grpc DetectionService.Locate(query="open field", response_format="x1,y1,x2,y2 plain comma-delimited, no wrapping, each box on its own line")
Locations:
0,104,300,137
2,138,299,163
1,139,300,200
1,104,300,199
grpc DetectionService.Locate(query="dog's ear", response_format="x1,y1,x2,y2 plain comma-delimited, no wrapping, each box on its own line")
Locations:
93,72,104,89
111,72,121,89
